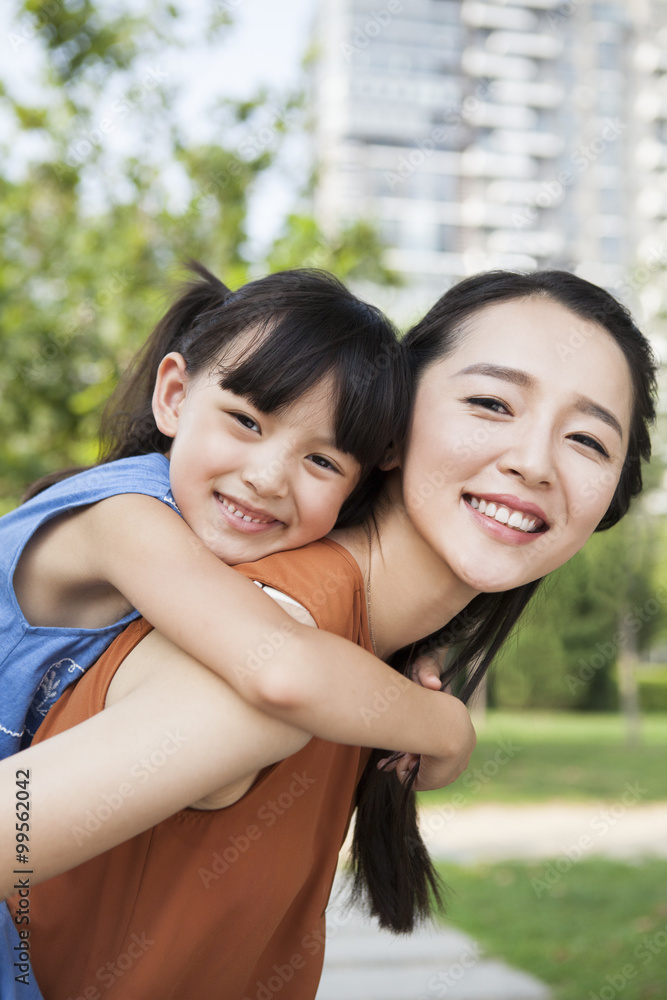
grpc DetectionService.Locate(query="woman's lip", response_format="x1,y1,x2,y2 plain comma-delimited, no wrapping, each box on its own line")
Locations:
464,492,549,527
463,499,546,546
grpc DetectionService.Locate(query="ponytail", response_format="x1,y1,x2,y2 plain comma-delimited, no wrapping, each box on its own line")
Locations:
99,262,231,462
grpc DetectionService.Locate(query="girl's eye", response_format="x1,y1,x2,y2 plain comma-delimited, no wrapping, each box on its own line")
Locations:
465,396,511,415
231,413,260,433
308,454,339,473
569,433,610,458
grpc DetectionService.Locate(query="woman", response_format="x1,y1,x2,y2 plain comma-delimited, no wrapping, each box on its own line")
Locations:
2,270,657,1000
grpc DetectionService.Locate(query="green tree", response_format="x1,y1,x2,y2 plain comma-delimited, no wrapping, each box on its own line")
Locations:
0,1,395,510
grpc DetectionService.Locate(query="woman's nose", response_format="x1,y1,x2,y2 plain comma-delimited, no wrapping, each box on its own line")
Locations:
498,429,555,488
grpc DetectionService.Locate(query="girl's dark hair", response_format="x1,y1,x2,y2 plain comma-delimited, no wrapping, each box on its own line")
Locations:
350,269,658,934
25,263,410,525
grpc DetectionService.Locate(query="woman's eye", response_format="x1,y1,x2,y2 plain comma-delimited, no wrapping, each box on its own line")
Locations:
465,396,510,415
231,413,260,433
569,433,610,458
308,454,339,473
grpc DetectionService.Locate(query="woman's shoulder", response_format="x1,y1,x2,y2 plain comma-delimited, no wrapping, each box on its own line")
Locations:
235,539,365,640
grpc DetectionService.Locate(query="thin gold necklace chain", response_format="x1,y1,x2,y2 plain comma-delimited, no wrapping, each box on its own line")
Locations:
363,522,377,656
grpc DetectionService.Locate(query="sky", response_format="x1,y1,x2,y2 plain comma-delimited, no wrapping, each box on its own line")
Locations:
0,0,320,247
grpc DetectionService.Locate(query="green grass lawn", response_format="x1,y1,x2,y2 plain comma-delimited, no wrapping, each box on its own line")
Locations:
436,858,667,1000
419,711,667,807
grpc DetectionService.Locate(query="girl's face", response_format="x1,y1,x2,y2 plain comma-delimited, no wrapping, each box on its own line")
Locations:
153,353,361,565
402,296,634,594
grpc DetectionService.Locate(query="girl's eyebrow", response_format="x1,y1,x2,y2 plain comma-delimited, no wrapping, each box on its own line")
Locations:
455,363,624,441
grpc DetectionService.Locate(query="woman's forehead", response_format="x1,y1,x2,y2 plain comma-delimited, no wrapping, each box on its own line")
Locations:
422,297,634,429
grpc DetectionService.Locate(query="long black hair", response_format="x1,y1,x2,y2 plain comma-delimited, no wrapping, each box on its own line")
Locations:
349,269,658,933
25,263,410,526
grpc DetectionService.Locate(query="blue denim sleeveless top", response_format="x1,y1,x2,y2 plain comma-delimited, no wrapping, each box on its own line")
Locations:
0,454,177,759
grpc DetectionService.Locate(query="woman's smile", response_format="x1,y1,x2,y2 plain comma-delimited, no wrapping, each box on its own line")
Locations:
401,296,633,595
463,492,548,545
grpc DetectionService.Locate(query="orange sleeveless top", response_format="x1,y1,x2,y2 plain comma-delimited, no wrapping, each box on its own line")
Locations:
12,539,373,1000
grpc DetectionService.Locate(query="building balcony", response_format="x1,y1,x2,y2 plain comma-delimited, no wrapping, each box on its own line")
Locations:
461,2,538,31
460,147,537,178
490,129,564,158
462,48,537,81
485,31,562,60
466,102,538,130
491,79,564,108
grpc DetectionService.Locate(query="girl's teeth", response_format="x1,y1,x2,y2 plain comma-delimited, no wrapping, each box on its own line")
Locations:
469,496,480,509
495,506,510,524
478,499,487,513
508,510,523,528
485,502,497,517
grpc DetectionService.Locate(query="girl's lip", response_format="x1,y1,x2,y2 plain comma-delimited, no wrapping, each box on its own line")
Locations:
215,493,284,534
463,496,548,546
464,492,549,528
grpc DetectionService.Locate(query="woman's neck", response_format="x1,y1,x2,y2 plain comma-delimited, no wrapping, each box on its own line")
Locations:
330,471,479,659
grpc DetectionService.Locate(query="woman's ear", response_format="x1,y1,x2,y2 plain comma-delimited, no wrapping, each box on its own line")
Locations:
379,442,402,471
152,353,190,439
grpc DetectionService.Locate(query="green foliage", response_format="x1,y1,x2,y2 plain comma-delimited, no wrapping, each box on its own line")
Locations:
490,518,666,710
0,0,395,509
638,670,667,712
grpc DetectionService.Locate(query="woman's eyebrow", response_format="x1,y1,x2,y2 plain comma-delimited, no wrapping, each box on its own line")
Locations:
573,396,623,441
455,363,624,441
455,362,532,387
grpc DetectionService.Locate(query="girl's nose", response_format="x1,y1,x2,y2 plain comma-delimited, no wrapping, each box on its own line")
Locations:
241,451,290,499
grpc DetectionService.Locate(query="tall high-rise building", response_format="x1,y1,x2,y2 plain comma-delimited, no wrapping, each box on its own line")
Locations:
311,0,667,324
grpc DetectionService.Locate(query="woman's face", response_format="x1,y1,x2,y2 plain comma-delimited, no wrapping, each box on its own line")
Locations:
402,296,634,594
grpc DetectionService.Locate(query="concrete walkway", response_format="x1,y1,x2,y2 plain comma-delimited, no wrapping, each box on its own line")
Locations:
316,801,667,999
316,875,550,1000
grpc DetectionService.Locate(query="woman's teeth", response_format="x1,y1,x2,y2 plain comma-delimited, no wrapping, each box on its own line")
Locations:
467,495,541,533
221,498,272,524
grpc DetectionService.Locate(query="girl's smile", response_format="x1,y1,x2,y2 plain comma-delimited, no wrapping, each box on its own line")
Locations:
153,355,362,565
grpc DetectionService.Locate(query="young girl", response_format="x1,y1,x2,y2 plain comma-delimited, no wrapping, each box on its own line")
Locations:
1,263,471,774
2,270,657,1000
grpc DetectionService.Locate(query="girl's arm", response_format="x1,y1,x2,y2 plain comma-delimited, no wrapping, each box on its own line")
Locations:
0,628,311,897
78,494,475,765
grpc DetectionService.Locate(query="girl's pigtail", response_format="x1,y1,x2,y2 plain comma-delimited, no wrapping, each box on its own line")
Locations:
22,263,230,501
99,261,231,462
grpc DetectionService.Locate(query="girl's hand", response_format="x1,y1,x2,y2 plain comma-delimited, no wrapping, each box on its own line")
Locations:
409,653,443,691
378,652,475,790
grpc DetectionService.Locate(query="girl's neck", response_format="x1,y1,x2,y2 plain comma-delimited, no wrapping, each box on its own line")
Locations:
330,471,479,659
